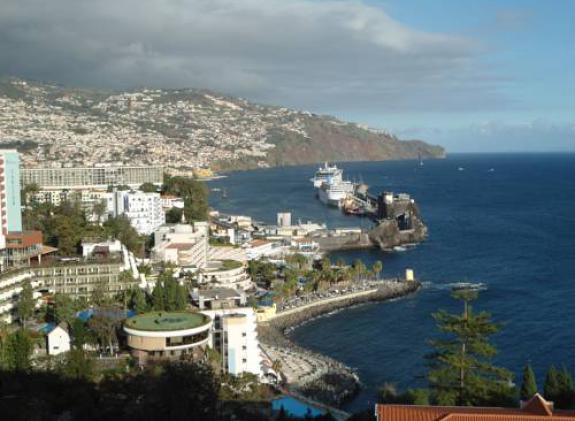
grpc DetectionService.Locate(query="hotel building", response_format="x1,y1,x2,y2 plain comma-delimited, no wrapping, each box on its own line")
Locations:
21,165,163,191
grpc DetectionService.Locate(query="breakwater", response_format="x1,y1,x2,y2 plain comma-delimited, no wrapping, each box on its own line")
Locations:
258,280,421,407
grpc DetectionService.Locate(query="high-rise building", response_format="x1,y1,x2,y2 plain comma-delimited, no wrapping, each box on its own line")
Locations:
0,150,47,270
277,212,291,228
0,150,23,244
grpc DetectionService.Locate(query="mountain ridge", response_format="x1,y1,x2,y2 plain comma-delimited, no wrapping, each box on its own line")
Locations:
0,76,445,172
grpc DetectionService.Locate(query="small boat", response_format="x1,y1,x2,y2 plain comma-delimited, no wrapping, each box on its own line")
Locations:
393,246,407,252
488,168,495,173
458,167,465,172
211,187,221,192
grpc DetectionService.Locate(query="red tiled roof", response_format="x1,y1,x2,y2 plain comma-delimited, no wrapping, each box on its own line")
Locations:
522,394,554,416
376,395,575,421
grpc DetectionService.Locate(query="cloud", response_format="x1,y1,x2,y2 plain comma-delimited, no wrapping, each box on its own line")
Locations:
434,120,575,152
0,0,504,112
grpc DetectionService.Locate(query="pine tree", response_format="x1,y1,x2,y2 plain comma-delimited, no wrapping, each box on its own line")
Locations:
131,288,149,314
175,284,188,311
544,365,561,402
427,289,514,406
152,281,165,311
16,279,35,327
556,365,575,409
164,278,178,311
520,363,538,401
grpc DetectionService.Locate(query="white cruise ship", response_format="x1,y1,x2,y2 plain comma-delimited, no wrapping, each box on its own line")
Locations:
318,180,355,207
311,162,342,188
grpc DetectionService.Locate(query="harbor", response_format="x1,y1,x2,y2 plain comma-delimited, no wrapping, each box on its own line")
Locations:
309,162,429,251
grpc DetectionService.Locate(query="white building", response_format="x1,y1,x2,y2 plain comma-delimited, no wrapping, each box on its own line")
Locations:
21,165,163,191
199,260,253,291
45,324,71,356
192,288,247,310
81,238,123,258
108,191,165,235
160,195,185,211
0,270,38,323
152,222,209,269
204,307,265,378
277,212,291,228
208,246,248,262
244,239,278,260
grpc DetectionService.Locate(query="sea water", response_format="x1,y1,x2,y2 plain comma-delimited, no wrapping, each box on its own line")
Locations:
209,153,575,412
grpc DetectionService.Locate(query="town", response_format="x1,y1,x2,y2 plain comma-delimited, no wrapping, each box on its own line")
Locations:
0,78,311,172
0,149,418,420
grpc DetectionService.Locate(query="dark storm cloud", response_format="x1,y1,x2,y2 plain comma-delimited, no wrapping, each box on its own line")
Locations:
0,0,505,112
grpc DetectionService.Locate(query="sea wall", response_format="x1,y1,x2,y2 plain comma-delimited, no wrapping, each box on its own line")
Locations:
258,280,421,406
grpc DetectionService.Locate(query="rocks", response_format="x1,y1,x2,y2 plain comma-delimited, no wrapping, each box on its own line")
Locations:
368,201,428,250
258,281,421,407
300,372,360,407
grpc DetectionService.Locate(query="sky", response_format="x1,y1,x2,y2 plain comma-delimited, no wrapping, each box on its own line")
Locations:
1,0,573,152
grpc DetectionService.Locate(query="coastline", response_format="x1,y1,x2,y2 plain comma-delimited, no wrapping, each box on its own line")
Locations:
258,280,421,407
213,155,446,174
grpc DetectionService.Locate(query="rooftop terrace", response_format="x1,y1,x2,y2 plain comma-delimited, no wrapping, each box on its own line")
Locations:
124,312,210,332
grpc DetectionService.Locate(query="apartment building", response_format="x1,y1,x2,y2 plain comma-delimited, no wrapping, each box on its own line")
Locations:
108,191,165,235
21,165,163,190
204,307,265,378
152,222,209,269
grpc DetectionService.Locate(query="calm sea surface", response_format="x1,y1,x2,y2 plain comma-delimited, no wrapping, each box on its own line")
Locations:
208,153,575,411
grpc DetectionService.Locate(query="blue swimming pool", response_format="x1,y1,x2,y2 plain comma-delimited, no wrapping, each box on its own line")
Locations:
271,396,326,418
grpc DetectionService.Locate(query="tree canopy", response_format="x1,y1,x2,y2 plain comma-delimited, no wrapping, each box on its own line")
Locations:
520,363,538,401
151,271,188,312
16,279,35,327
427,289,514,406
163,175,209,222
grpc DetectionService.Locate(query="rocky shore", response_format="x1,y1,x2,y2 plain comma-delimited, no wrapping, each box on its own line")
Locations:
258,280,421,407
369,200,428,250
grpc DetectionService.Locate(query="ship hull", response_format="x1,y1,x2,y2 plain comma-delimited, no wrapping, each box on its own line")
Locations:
318,187,347,207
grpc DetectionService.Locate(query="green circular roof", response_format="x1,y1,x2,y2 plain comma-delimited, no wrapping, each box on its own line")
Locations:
125,312,210,331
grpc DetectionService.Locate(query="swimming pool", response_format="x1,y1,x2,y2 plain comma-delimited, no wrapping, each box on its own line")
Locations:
271,396,326,418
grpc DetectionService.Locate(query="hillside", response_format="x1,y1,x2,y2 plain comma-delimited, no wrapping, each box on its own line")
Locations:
0,77,444,173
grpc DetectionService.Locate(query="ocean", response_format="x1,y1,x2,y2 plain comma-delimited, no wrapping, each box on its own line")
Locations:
208,153,575,412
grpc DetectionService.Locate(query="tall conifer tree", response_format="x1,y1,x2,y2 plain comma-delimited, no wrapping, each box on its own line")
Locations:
428,289,513,406
544,365,561,402
520,363,538,401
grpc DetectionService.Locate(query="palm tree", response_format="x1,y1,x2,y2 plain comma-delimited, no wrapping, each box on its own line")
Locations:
372,260,383,281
